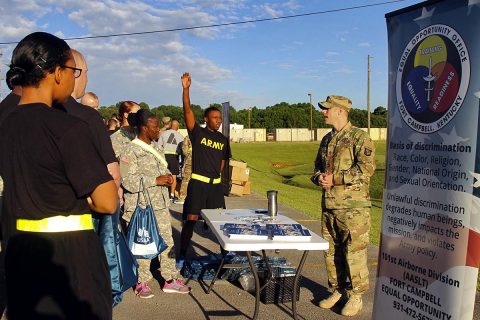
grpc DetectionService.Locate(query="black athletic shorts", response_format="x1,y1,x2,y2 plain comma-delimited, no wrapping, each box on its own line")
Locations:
182,179,225,219
165,154,180,175
6,230,112,320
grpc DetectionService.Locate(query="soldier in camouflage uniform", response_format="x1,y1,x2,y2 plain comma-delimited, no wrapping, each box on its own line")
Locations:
110,101,141,159
178,135,192,202
120,109,190,298
111,101,141,207
313,95,375,317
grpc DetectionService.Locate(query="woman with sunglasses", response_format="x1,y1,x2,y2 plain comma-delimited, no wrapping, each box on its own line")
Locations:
0,32,117,319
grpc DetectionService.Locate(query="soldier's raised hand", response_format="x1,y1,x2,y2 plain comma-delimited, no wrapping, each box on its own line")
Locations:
181,72,191,89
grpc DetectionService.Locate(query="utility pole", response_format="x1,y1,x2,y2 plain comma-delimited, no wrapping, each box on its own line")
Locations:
367,54,371,135
308,93,313,141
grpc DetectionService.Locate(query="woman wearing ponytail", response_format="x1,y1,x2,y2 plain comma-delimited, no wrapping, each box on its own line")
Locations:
120,109,191,298
110,101,141,159
0,32,117,319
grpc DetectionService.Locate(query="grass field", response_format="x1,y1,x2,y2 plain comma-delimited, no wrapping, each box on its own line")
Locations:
230,141,386,246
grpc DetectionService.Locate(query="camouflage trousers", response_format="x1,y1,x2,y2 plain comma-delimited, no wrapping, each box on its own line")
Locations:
179,163,192,201
132,209,180,283
322,207,370,294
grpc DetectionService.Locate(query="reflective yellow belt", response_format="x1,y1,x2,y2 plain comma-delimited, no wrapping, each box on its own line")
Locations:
191,173,221,184
164,150,177,155
17,214,94,232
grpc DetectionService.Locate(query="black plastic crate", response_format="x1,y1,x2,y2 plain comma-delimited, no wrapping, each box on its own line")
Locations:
260,274,301,304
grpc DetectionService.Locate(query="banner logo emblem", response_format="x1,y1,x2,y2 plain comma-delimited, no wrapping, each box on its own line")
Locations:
396,24,470,133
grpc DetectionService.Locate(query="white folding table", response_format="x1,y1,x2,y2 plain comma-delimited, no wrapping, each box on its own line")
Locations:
201,209,329,320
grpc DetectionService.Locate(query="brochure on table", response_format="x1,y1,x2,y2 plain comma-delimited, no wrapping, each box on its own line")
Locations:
201,209,328,251
203,208,290,223
221,222,312,241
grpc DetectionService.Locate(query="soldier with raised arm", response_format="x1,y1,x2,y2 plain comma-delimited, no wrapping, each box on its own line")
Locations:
177,73,231,268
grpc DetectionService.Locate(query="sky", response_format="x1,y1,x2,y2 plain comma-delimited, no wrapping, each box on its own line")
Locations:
0,0,425,110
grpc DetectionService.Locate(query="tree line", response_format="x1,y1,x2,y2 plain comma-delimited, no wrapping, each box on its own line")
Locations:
98,102,388,129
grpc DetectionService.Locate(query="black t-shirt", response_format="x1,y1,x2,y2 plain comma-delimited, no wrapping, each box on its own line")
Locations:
0,103,112,220
189,122,231,178
0,92,21,127
61,97,116,165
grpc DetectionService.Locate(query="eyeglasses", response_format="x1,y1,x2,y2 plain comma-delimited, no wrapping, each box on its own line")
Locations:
61,65,82,78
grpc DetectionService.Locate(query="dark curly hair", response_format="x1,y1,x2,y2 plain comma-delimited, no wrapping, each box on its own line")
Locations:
7,32,71,89
127,109,157,128
204,106,221,118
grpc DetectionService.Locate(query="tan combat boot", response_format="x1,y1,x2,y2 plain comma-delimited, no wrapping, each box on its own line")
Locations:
341,294,363,316
319,289,343,309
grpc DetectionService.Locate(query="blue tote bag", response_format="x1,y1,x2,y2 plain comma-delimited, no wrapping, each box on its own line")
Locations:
126,178,168,259
94,203,138,307
114,225,138,306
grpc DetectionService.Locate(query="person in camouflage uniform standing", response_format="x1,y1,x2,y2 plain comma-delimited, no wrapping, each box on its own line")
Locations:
120,109,190,299
110,101,141,159
313,95,375,317
177,135,192,203
111,101,141,207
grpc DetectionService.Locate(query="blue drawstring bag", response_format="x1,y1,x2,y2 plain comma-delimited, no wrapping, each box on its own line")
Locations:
126,178,168,259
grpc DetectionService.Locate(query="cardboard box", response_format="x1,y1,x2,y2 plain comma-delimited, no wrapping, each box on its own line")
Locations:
230,183,244,196
230,167,249,182
243,181,251,195
232,180,247,186
230,160,247,168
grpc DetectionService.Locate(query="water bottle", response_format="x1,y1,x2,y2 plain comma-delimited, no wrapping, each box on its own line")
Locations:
238,273,255,293
267,190,278,217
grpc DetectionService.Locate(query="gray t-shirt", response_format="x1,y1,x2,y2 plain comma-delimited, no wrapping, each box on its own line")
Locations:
158,129,184,154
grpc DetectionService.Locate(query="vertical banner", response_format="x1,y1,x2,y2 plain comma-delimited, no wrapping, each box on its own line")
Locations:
221,101,231,140
221,101,231,195
374,1,480,320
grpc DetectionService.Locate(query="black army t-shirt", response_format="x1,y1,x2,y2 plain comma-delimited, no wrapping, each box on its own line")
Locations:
0,92,21,127
61,96,117,165
189,122,231,178
0,103,112,220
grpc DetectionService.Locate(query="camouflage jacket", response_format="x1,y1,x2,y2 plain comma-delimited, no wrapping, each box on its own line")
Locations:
314,131,335,174
319,122,375,209
181,135,192,166
111,127,136,159
120,138,171,220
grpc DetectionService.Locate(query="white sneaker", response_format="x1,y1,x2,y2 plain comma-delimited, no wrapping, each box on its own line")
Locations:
174,199,185,205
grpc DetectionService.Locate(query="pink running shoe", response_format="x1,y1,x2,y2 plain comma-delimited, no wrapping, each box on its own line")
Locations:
134,282,154,299
162,279,191,294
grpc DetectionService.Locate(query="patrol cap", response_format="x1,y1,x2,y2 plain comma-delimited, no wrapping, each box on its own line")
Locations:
318,95,352,112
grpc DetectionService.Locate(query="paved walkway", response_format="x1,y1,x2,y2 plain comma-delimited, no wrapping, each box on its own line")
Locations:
113,193,480,320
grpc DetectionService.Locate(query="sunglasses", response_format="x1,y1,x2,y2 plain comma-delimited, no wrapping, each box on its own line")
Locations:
61,65,82,78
